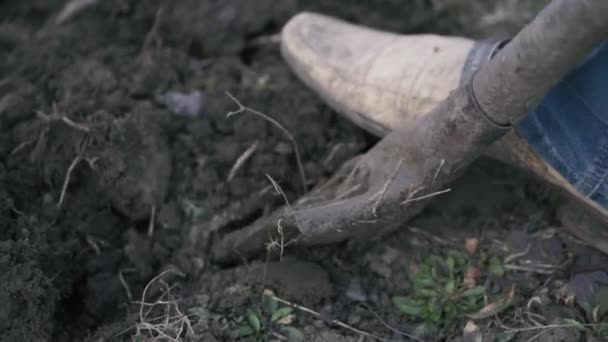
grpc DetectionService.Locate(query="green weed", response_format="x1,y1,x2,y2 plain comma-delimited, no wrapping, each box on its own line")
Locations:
236,292,304,341
181,199,204,221
393,249,485,337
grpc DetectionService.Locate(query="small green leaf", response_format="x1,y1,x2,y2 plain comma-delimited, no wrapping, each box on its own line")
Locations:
488,256,505,277
461,296,481,312
480,250,487,262
239,324,255,337
444,303,457,323
462,286,485,298
393,296,424,318
281,326,305,342
447,249,467,264
446,256,455,274
181,199,204,220
133,334,144,342
445,279,455,294
262,293,278,315
417,288,439,298
428,303,442,323
271,307,294,322
415,274,436,287
248,311,261,332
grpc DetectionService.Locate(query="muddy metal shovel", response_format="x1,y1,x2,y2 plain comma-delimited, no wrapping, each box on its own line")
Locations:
213,0,608,263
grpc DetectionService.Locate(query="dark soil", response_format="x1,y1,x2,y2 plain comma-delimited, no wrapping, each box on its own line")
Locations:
2,1,606,341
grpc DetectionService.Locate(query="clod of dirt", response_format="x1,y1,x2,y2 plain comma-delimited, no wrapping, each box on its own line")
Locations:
96,103,172,222
0,240,57,342
192,260,334,314
246,260,335,305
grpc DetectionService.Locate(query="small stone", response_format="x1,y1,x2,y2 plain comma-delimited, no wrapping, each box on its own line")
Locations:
381,247,401,264
462,321,482,342
345,278,367,302
162,90,204,118
273,141,292,155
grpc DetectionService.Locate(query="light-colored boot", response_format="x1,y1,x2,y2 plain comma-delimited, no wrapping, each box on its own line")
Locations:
281,12,608,254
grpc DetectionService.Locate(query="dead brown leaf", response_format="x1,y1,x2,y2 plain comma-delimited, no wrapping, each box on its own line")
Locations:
463,266,480,288
465,238,479,255
469,286,519,320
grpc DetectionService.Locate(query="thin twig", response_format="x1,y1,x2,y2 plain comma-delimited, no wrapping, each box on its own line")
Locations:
270,294,397,342
36,107,90,132
147,206,156,238
10,138,38,156
227,141,259,182
55,0,99,24
525,328,551,342
247,34,281,47
408,226,457,246
371,158,404,217
504,244,532,263
134,268,191,342
119,269,134,301
58,155,82,208
432,159,445,184
271,332,288,341
138,269,182,324
335,184,363,201
502,322,608,333
503,264,556,275
85,235,101,255
276,219,286,261
226,92,307,193
265,219,301,261
402,188,452,205
265,174,291,210
142,7,164,52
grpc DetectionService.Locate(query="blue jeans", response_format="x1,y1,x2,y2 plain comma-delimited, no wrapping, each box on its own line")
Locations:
464,42,608,209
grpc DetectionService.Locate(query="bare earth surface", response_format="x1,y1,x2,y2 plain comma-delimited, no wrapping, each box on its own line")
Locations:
1,1,608,341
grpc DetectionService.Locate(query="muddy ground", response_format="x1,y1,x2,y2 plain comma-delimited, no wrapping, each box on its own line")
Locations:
1,0,608,341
